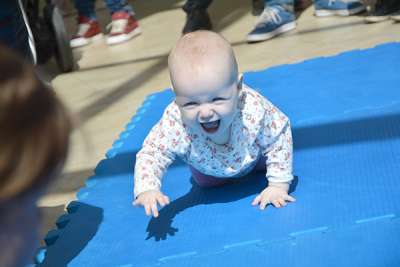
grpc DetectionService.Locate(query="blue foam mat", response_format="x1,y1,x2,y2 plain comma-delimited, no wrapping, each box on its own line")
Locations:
37,43,400,267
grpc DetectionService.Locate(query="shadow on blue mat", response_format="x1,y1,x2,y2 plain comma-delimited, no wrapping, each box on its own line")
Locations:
95,150,186,178
146,175,298,241
38,203,103,267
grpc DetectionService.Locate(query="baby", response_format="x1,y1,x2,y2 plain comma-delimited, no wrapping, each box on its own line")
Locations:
133,31,295,217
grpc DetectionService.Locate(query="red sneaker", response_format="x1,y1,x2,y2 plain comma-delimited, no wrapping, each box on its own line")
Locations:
106,11,141,45
70,16,103,48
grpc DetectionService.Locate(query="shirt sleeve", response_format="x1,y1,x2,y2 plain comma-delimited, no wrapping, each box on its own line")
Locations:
133,107,184,198
260,101,294,184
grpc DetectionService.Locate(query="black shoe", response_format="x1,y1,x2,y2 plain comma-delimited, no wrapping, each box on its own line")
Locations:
182,9,212,34
390,9,400,22
365,0,400,23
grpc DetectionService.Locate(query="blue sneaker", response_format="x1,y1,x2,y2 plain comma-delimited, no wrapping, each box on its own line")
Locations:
314,0,365,17
247,5,296,43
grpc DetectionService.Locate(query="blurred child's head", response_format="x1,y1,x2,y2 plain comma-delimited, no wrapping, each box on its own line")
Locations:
0,44,72,267
168,31,241,144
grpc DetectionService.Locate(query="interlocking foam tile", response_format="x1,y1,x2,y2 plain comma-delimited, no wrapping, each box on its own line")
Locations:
158,217,400,267
36,43,400,267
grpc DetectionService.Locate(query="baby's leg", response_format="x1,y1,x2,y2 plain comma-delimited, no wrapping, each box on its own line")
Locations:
189,166,232,187
190,156,267,187
253,156,267,172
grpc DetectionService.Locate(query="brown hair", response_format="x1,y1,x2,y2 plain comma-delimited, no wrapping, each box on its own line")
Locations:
0,44,72,201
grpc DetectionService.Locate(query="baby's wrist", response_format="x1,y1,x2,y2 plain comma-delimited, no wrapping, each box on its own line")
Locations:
135,188,160,199
268,182,290,191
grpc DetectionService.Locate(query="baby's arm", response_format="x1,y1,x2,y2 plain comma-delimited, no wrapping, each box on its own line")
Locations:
133,142,174,217
133,110,183,217
254,102,295,210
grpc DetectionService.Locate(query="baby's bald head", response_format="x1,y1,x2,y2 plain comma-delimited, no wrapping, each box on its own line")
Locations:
168,31,238,94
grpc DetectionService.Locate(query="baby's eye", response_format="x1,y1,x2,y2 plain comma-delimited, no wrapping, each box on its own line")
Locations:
183,102,198,107
212,97,225,102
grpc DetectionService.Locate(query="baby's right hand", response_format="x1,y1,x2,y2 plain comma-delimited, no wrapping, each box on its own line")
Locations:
133,190,170,218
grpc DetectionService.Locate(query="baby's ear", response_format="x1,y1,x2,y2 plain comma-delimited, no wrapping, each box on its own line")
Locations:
170,85,178,102
171,84,178,96
237,74,243,90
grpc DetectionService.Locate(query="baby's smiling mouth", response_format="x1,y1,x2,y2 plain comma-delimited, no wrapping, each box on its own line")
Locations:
200,120,220,133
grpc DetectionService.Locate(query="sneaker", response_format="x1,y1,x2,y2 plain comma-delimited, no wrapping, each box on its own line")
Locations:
314,0,365,17
247,5,296,43
106,11,141,45
182,9,212,34
390,9,400,22
70,16,103,48
365,0,400,23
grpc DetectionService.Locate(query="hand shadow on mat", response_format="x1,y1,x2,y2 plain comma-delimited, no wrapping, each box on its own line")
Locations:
146,174,298,241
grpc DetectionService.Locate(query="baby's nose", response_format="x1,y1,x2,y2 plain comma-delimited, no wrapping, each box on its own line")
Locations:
199,106,214,121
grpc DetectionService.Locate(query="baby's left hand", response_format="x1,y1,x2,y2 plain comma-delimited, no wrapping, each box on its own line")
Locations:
252,183,296,210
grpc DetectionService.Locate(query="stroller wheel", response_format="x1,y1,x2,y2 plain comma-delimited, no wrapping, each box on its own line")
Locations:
44,4,74,72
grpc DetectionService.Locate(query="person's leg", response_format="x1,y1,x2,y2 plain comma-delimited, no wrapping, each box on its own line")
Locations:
247,0,296,43
313,0,365,17
74,0,97,19
390,4,400,22
365,0,400,22
267,0,295,8
104,0,141,45
0,2,32,60
183,0,213,11
190,166,233,187
182,0,213,34
190,155,267,187
70,0,103,48
104,0,134,15
252,0,266,15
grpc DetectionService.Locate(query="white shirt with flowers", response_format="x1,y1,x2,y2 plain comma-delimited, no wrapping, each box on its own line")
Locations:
134,85,293,198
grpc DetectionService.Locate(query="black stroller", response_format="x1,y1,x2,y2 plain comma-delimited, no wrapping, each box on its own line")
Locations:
0,0,73,72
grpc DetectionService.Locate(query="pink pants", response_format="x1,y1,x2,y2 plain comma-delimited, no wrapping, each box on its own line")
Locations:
190,157,266,187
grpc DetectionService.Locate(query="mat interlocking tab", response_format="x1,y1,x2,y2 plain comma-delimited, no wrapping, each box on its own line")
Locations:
37,43,400,267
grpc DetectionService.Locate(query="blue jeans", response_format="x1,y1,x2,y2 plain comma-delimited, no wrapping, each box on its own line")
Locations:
74,0,134,19
264,0,294,12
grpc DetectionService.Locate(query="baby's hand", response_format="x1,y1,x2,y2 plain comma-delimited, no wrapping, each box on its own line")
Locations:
252,182,295,210
133,190,170,218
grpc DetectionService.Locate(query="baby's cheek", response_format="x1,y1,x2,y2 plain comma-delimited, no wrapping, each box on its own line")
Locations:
180,110,192,121
222,107,237,122
181,112,197,127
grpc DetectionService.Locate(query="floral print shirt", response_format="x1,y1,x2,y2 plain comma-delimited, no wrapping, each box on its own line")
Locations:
134,85,293,197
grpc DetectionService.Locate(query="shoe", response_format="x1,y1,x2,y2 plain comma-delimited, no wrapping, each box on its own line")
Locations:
106,11,141,45
70,16,103,48
182,9,212,34
365,0,400,23
314,0,365,17
390,10,400,22
247,5,296,43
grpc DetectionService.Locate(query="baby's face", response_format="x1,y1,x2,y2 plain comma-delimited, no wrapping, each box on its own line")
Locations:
174,70,240,144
